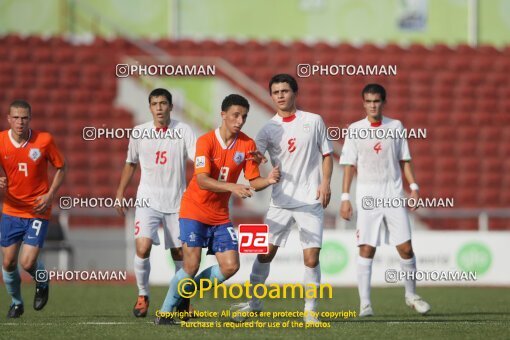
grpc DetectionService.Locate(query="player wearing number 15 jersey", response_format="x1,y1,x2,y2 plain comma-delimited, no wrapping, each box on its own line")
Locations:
0,100,66,318
155,94,280,325
115,88,196,317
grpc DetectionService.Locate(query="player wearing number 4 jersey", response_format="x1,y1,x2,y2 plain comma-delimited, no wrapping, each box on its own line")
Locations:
231,74,334,324
116,88,196,317
339,84,430,317
0,100,66,318
155,94,280,325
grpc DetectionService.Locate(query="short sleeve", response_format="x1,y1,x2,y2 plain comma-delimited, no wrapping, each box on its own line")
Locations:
317,116,334,156
46,135,65,168
398,122,412,161
126,132,139,164
339,127,358,165
194,136,212,175
184,125,197,161
255,127,269,156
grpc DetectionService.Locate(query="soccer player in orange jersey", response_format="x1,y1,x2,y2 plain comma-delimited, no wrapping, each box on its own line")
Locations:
155,94,280,325
0,100,66,318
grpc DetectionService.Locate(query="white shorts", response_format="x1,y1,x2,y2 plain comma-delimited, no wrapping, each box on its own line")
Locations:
134,207,181,249
265,203,323,249
356,206,411,247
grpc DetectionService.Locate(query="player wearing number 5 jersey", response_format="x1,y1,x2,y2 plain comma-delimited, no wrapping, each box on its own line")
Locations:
155,94,280,325
0,100,66,318
116,88,196,317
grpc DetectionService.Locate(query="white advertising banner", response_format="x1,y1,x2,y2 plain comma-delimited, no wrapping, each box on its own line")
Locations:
149,230,510,286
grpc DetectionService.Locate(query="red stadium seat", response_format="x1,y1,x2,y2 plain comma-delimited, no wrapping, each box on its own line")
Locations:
457,188,478,206
456,126,478,140
479,188,500,206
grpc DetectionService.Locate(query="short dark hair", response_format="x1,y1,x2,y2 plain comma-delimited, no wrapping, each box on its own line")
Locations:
9,100,31,115
361,84,386,101
221,94,250,112
268,74,298,95
148,88,172,104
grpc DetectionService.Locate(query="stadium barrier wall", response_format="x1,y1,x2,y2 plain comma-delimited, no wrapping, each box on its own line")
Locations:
149,230,509,286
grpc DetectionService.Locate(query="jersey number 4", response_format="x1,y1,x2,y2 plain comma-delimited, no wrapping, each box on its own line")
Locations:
373,142,382,154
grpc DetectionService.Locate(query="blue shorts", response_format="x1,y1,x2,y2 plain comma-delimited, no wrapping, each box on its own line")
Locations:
179,218,238,255
0,214,49,248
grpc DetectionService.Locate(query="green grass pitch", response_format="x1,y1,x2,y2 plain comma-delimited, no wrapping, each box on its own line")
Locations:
0,284,508,339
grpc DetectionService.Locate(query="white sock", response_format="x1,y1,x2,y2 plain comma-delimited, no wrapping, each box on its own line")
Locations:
357,256,373,307
173,260,183,273
304,264,321,312
134,255,151,296
249,258,270,307
400,256,417,298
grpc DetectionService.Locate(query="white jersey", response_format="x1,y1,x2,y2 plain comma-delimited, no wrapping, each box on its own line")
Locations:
126,119,196,213
339,116,411,200
256,110,333,208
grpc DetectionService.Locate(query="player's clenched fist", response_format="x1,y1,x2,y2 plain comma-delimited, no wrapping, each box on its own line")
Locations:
0,177,7,189
246,150,267,164
115,193,127,216
230,184,254,199
340,200,353,220
267,166,280,184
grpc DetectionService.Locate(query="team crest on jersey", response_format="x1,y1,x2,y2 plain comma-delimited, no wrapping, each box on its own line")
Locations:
195,156,205,168
29,148,41,161
233,151,245,165
303,123,311,133
189,232,196,243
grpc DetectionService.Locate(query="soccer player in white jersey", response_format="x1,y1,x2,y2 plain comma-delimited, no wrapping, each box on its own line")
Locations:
339,83,431,316
231,74,333,323
116,88,196,317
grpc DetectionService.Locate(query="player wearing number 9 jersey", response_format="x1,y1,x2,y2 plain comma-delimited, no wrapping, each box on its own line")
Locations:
155,94,280,325
115,88,196,318
0,100,66,318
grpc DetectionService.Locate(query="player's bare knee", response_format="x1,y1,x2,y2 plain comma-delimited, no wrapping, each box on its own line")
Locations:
20,259,36,272
184,263,200,277
396,241,414,259
398,247,414,259
304,257,319,268
220,262,239,279
2,259,17,271
359,245,376,258
170,247,183,261
257,252,275,263
136,245,151,258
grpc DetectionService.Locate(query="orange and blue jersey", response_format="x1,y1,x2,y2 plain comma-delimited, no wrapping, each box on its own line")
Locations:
0,129,65,220
179,128,260,225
